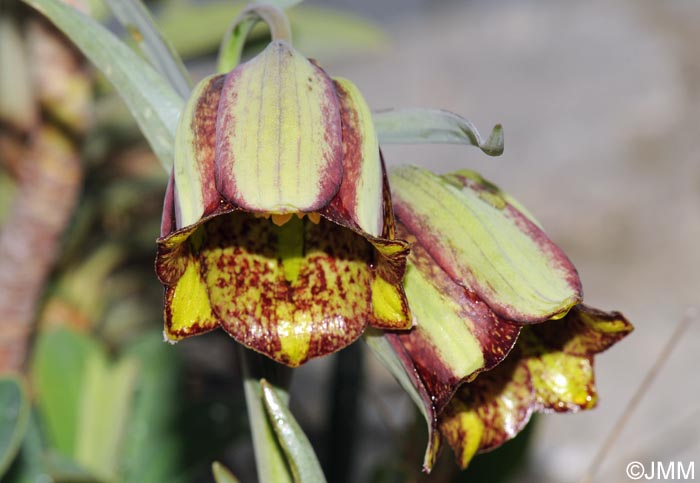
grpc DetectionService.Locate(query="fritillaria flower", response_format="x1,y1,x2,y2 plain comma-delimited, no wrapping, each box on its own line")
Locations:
377,165,632,470
156,39,412,367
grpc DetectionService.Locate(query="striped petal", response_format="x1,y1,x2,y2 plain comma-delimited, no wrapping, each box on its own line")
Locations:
390,166,582,322
439,305,633,469
173,74,224,229
387,223,520,414
331,77,383,237
215,40,343,214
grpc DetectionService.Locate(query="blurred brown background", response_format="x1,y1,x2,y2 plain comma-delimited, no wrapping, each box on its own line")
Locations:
297,0,700,481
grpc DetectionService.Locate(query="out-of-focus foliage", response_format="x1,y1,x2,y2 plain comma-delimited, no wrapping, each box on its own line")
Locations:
1,0,403,480
0,377,29,475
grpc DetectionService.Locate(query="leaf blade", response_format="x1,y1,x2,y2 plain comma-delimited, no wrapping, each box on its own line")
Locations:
261,380,327,483
23,0,183,170
374,108,504,156
0,377,30,476
104,0,191,98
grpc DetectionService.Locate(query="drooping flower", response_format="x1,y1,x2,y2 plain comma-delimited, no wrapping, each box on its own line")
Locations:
439,304,633,468
156,39,411,367
373,165,631,470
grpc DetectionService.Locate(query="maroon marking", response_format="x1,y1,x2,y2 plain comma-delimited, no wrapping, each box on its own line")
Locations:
193,74,226,216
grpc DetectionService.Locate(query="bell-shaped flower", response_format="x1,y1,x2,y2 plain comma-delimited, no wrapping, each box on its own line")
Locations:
439,304,632,468
156,39,411,367
374,165,631,470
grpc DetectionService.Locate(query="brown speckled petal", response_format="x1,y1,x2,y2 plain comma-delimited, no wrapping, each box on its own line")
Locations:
198,212,377,367
439,304,633,469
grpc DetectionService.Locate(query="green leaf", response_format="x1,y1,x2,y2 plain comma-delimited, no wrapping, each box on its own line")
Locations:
217,0,301,73
121,333,184,483
22,0,183,170
31,328,100,456
75,350,139,481
260,380,327,483
0,377,29,476
2,411,47,483
373,108,504,156
212,461,241,483
242,358,293,483
43,452,99,482
104,0,192,97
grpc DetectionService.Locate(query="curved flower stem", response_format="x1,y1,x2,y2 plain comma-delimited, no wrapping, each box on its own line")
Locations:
239,346,294,483
217,3,293,73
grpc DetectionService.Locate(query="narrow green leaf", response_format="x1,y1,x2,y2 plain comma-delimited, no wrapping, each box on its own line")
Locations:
261,380,327,483
31,328,100,456
104,0,192,98
212,461,241,483
22,0,183,170
2,411,47,483
121,334,184,483
242,357,293,483
217,0,302,73
0,377,29,476
43,452,99,482
373,108,504,156
75,352,139,481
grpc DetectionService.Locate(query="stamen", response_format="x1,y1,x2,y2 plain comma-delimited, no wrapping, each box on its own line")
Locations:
271,213,293,226
307,212,321,224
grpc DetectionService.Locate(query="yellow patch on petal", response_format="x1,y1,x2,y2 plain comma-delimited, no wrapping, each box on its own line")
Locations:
370,276,408,328
165,257,218,340
527,353,597,410
199,213,376,366
439,400,485,469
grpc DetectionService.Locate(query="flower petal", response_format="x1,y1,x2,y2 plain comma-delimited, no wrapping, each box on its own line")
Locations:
173,73,225,229
322,157,412,331
164,252,219,340
332,77,383,237
439,305,633,469
199,213,378,366
215,40,343,213
388,223,520,413
390,166,582,322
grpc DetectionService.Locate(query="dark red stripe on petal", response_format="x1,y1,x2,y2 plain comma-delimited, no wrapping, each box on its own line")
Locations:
193,74,226,216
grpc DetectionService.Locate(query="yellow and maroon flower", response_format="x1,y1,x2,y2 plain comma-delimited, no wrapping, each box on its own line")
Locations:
156,39,411,367
439,305,633,468
372,165,631,471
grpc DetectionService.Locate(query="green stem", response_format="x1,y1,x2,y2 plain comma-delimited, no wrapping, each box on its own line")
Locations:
217,3,293,73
